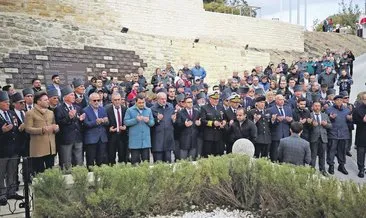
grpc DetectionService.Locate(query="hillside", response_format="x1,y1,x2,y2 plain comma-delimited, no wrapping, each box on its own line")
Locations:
263,32,366,64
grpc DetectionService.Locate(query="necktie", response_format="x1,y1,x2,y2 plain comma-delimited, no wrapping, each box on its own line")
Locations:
20,111,25,123
116,107,121,128
233,109,237,114
214,106,217,111
188,110,192,119
279,108,284,116
28,105,32,110
316,114,320,124
4,111,11,124
69,106,73,111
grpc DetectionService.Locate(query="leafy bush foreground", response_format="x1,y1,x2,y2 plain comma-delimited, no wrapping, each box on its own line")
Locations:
33,155,366,218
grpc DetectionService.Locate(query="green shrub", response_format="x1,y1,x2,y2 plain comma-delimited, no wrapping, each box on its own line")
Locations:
32,155,366,217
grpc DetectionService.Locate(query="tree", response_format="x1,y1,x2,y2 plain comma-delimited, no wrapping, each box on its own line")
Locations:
203,0,256,17
314,0,360,34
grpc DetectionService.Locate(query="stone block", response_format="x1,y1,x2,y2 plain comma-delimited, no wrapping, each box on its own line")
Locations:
96,63,105,68
103,56,113,60
9,53,21,59
22,55,34,60
110,68,118,73
132,62,141,66
3,58,18,63
86,68,92,73
4,68,18,73
35,55,49,60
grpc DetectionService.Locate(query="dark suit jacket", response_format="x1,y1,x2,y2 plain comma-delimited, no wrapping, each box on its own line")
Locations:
106,104,127,137
224,107,236,122
0,110,20,157
353,103,366,147
74,92,87,109
12,109,28,156
241,97,255,110
268,105,293,141
82,105,109,144
176,108,200,150
55,103,83,145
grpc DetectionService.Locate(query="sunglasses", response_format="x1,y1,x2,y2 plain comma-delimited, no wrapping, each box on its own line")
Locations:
92,99,101,102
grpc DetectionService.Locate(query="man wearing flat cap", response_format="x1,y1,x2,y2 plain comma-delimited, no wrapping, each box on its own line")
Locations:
248,96,272,158
200,90,226,157
25,91,59,174
22,88,34,112
10,93,28,157
47,89,60,112
238,86,254,110
0,91,24,205
323,88,336,110
73,79,87,109
325,95,353,175
340,91,355,157
55,85,86,171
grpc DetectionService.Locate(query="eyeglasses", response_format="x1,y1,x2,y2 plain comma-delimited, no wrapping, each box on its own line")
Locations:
92,99,101,102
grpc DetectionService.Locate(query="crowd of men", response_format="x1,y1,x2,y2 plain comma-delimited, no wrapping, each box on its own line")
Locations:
0,48,365,206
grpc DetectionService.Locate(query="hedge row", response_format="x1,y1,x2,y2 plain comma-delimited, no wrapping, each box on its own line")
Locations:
32,155,366,217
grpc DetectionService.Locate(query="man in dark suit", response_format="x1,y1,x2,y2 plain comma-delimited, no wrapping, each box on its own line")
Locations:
83,93,109,169
292,97,312,142
47,89,60,112
200,91,226,157
176,96,201,160
105,93,128,165
248,96,272,158
278,122,311,166
268,94,293,162
353,92,366,177
46,74,62,98
55,86,85,171
310,101,332,176
224,94,241,154
238,86,254,111
22,88,34,112
73,79,87,109
0,91,24,205
10,93,27,157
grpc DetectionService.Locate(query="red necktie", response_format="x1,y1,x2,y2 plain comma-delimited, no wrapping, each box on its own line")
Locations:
116,107,121,128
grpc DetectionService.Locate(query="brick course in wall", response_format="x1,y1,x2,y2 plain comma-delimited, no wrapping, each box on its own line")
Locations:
0,46,147,89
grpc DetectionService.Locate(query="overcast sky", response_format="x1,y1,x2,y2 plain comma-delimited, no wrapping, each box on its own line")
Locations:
247,0,365,30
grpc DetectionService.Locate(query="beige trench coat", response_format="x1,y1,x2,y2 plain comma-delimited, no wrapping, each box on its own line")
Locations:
25,105,57,157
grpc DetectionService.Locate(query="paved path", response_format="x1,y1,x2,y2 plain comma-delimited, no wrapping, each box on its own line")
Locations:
333,53,366,184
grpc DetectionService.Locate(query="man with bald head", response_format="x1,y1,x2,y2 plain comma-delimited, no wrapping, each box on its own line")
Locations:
267,94,293,162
